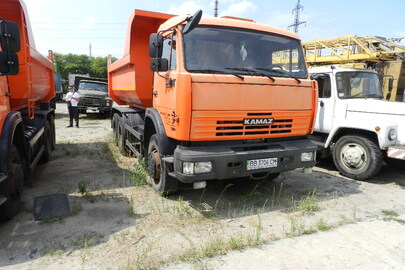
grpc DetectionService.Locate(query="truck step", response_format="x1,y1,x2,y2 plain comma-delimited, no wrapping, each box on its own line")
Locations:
162,156,174,163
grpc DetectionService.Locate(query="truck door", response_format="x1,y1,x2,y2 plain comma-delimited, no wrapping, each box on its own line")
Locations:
153,33,180,137
313,74,334,133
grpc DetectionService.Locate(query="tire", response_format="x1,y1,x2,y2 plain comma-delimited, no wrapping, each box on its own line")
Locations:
49,115,56,151
332,135,383,180
112,113,120,146
118,117,127,155
39,121,52,163
147,134,178,195
0,146,25,221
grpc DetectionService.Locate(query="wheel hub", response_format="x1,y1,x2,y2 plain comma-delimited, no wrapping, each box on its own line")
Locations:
147,150,161,182
341,144,366,169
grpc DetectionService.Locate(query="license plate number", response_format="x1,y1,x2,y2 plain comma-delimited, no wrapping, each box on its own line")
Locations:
247,158,278,170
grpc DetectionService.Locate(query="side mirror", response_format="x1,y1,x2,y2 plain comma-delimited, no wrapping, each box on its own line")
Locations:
149,33,163,58
0,20,21,52
150,58,168,72
182,10,203,35
0,51,19,75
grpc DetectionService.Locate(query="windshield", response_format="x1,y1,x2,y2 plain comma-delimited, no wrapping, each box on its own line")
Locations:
79,82,107,92
336,72,383,99
183,26,307,78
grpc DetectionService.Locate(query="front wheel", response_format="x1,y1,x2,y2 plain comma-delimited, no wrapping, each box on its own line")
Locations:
0,146,25,221
333,135,383,180
147,134,178,195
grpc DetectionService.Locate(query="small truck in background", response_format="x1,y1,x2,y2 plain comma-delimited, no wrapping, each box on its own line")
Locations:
108,10,318,194
0,0,55,220
310,66,405,180
70,75,111,114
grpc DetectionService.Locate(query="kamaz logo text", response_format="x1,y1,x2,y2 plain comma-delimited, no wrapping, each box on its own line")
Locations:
243,118,274,125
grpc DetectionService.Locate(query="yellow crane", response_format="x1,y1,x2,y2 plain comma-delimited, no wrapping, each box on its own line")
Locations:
303,35,405,101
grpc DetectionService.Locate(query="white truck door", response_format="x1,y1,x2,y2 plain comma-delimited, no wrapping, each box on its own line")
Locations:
313,74,335,133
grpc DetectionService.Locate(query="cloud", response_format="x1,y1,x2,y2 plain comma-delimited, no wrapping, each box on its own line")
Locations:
82,16,97,29
220,1,257,18
167,1,205,16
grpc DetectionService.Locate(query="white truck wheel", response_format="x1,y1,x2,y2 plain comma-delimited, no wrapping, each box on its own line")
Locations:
333,135,383,180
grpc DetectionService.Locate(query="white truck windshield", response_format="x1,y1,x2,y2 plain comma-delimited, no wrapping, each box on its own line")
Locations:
183,26,307,79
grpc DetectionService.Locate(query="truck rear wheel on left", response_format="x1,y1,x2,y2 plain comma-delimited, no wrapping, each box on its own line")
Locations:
0,146,25,221
333,135,383,180
147,134,178,195
39,121,52,163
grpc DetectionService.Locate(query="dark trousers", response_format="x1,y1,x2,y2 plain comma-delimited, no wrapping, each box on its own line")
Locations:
68,106,79,126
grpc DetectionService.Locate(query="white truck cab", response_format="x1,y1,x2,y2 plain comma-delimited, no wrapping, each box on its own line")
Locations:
309,66,405,180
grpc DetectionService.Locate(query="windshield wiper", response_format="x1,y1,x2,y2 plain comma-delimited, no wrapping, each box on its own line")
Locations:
256,68,302,84
190,69,244,80
225,67,275,82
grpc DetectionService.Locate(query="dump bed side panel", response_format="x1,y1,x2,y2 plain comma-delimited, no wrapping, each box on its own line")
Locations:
108,10,173,108
2,0,54,112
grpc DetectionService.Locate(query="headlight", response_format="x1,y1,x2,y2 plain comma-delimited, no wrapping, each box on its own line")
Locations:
388,129,397,141
301,152,314,162
183,161,212,175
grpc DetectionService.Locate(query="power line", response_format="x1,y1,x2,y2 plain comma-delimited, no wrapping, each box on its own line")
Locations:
288,0,306,34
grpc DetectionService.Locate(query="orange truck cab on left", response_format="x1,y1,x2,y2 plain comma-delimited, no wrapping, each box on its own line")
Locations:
0,0,55,221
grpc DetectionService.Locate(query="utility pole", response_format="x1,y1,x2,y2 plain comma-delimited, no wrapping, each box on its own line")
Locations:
288,0,306,34
214,0,218,17
89,43,92,57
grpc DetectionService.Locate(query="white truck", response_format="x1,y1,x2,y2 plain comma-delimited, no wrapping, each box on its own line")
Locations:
309,66,405,180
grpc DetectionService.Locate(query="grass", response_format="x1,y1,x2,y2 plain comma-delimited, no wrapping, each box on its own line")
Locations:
71,232,104,248
130,158,148,186
381,209,399,217
381,209,405,224
297,189,319,212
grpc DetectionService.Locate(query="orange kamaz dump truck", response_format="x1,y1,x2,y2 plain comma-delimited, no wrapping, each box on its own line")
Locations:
109,10,318,194
0,0,55,220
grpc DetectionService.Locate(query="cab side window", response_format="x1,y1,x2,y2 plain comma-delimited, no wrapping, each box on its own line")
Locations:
316,76,331,98
162,35,177,70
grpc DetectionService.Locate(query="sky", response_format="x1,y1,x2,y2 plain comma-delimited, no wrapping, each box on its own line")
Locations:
23,0,405,58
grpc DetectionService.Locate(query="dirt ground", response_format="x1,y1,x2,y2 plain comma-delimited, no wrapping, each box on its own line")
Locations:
0,102,404,270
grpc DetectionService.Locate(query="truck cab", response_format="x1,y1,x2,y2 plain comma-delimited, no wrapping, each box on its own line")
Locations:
109,10,318,194
77,79,112,114
310,66,405,179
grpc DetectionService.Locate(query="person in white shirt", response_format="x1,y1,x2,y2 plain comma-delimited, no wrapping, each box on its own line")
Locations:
65,86,81,128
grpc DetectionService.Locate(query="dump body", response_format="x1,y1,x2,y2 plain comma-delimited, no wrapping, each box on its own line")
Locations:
109,10,173,109
1,0,54,114
0,0,55,220
109,10,317,193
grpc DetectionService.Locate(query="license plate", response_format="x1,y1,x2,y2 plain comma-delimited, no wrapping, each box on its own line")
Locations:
247,157,278,170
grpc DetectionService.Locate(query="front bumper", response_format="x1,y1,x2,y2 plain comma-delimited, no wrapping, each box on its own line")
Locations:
172,138,317,183
78,105,112,112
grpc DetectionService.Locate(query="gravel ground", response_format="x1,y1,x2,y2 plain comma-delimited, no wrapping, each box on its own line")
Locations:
0,102,404,270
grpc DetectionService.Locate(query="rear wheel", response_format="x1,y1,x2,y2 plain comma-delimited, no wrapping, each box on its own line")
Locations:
333,135,382,180
118,117,127,155
0,146,25,221
40,121,52,163
49,115,56,150
147,134,178,195
112,113,120,146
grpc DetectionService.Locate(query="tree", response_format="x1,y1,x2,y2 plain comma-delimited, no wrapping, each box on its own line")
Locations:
53,53,116,80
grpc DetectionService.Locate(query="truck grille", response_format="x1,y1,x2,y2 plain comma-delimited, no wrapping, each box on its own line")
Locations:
80,97,103,107
190,111,311,140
